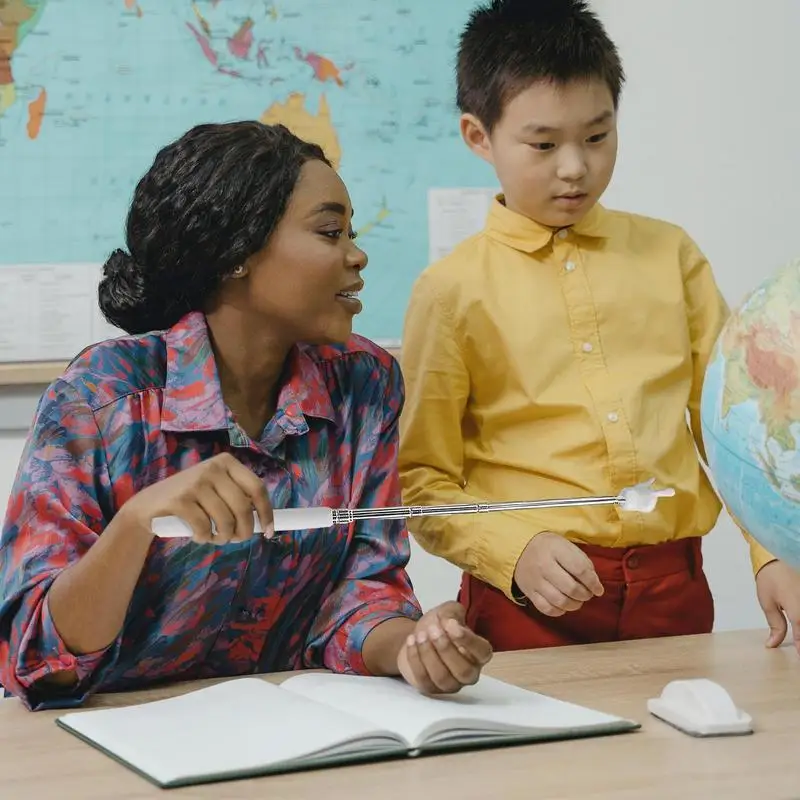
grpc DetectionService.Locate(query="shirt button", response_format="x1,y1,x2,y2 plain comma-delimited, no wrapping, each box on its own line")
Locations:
565,261,576,272
557,230,568,240
627,554,640,569
582,342,593,353
607,412,619,422
237,607,256,622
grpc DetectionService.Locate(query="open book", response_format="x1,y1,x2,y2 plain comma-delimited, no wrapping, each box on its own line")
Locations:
56,672,639,789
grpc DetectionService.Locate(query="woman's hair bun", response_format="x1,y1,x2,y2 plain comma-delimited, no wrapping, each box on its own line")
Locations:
98,248,179,334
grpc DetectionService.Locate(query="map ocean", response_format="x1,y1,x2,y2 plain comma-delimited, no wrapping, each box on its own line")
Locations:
0,0,494,341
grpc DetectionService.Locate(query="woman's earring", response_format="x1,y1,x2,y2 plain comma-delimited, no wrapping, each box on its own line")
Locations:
232,264,246,277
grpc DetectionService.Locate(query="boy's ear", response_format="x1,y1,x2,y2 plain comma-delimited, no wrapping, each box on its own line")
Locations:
460,113,493,164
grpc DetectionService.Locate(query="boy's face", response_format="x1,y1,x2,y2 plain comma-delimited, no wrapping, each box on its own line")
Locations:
461,78,618,228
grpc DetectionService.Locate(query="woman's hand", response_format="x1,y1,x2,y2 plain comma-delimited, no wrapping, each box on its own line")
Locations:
397,601,493,694
118,452,274,545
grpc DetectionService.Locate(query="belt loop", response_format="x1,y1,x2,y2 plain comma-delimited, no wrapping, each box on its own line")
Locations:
688,537,702,577
458,572,471,608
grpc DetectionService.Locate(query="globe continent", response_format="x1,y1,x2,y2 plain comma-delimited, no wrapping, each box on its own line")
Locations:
701,258,800,569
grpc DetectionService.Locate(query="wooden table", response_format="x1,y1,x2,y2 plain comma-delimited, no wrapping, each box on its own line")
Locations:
1,630,798,799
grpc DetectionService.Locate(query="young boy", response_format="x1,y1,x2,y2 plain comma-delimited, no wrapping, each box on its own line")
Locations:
398,0,800,653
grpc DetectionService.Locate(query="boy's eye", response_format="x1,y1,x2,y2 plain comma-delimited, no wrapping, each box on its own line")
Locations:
587,132,608,143
530,142,555,152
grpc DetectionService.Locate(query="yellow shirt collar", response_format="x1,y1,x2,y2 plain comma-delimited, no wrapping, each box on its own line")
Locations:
485,194,613,253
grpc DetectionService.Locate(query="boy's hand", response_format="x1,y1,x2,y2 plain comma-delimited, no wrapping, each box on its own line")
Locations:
397,601,493,695
755,559,800,656
514,532,604,616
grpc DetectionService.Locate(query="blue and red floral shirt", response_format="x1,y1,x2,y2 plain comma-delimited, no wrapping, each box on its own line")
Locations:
0,311,421,710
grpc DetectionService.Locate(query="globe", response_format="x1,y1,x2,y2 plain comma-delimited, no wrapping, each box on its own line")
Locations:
701,257,800,569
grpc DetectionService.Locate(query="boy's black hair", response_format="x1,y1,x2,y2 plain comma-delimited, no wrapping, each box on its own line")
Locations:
456,0,625,132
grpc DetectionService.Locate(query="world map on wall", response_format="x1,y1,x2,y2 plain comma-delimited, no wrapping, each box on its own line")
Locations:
0,0,492,341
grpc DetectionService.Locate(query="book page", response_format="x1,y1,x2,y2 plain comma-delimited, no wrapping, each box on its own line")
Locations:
57,677,401,787
281,673,629,747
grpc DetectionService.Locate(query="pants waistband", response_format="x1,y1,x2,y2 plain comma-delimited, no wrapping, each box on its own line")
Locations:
576,537,704,582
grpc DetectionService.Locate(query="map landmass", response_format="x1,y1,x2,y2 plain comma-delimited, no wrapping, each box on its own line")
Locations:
0,0,47,118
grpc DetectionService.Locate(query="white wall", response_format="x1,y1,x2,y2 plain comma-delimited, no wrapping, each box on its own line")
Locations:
2,1,799,633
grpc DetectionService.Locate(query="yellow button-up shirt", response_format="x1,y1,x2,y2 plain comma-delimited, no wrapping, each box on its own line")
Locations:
398,198,774,601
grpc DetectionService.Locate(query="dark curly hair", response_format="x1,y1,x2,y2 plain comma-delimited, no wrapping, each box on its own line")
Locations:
98,121,329,334
456,0,625,132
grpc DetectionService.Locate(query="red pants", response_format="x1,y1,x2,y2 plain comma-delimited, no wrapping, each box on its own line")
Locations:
459,538,714,650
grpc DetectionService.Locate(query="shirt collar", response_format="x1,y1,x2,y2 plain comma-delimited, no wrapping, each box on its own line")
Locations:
273,346,336,433
484,194,613,254
161,312,335,437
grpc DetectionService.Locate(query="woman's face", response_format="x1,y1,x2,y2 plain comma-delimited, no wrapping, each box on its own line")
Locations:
226,159,368,345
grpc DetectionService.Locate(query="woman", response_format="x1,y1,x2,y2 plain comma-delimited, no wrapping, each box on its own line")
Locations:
0,122,492,710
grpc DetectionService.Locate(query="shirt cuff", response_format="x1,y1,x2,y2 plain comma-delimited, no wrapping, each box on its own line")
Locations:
747,535,778,575
327,597,422,676
14,594,113,710
475,516,540,604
